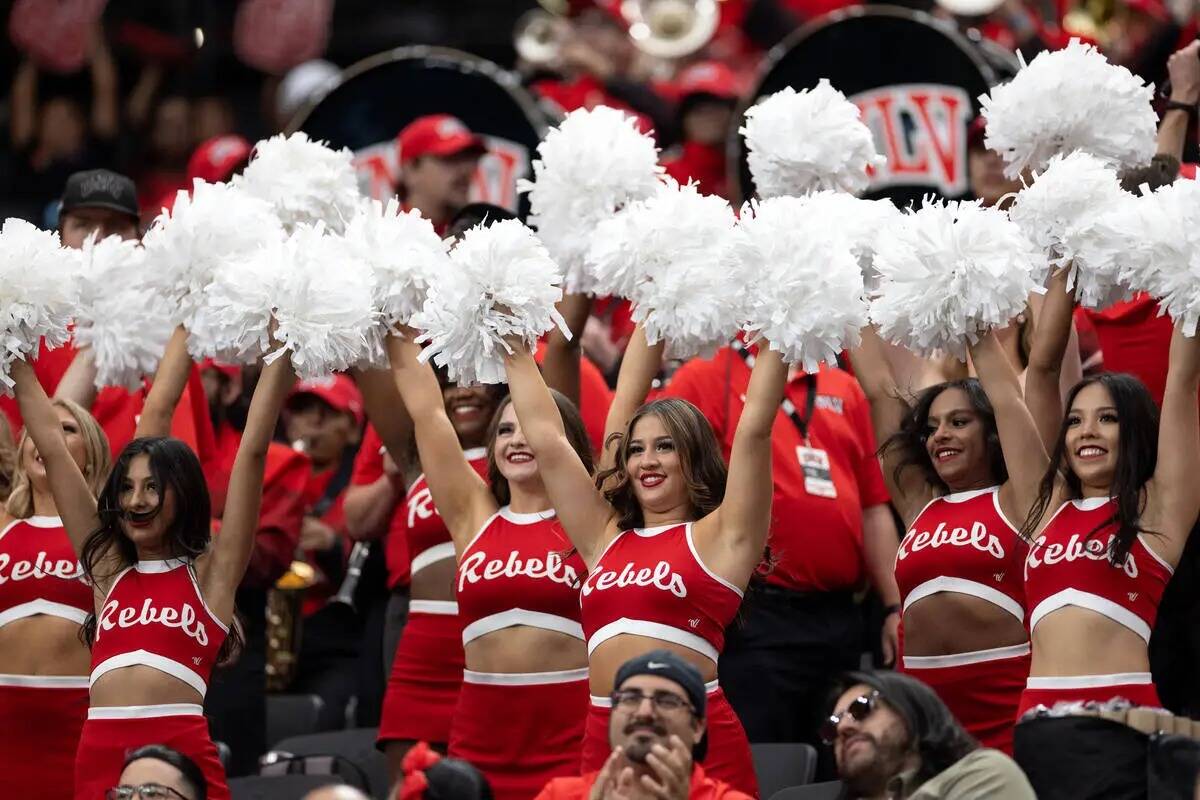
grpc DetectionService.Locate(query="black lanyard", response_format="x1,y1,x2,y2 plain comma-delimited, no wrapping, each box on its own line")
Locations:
732,341,817,442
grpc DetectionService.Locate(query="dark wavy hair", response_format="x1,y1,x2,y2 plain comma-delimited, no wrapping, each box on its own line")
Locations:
597,398,727,531
80,436,243,666
1019,373,1159,567
882,379,1007,495
834,670,978,788
121,744,207,800
486,390,594,507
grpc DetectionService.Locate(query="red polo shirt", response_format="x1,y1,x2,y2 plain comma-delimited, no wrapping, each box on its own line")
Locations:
663,347,890,592
535,764,752,800
350,423,410,591
1079,295,1173,408
663,141,729,201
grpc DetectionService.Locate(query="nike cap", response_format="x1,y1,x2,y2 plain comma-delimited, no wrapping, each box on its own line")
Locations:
615,649,707,719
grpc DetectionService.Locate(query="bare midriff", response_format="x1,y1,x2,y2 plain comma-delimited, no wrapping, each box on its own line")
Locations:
1030,607,1150,677
0,616,91,676
409,558,457,603
90,665,205,708
902,593,1028,656
465,627,587,674
588,634,717,696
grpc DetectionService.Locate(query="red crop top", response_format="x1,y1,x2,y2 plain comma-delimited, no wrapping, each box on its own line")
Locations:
580,523,743,665
0,516,91,629
1025,497,1174,643
456,507,586,645
895,487,1028,622
406,447,489,577
90,559,228,698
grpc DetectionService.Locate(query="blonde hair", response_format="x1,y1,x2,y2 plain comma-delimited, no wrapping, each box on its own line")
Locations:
5,398,111,518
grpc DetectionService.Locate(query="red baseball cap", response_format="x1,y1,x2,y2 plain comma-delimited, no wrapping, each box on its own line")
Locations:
397,115,487,166
675,61,741,103
288,374,364,425
188,135,253,184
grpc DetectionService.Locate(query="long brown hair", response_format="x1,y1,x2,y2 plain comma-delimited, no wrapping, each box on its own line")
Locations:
596,398,727,531
6,398,111,518
486,390,594,506
0,413,15,503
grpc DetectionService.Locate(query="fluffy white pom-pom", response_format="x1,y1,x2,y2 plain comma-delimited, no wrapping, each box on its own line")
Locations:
1121,179,1200,336
586,180,740,359
980,39,1156,178
741,80,884,198
235,132,362,232
870,198,1043,358
519,106,662,292
728,195,868,370
73,235,174,390
141,180,285,333
411,219,568,385
0,219,79,391
1008,151,1138,309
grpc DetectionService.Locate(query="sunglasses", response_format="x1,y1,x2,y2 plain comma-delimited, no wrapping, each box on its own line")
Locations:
819,690,880,745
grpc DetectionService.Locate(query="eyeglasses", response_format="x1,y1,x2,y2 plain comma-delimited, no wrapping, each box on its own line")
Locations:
105,784,191,800
819,690,880,745
611,688,694,714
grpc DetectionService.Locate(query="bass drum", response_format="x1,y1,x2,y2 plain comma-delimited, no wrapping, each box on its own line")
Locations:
730,6,1016,206
288,46,554,218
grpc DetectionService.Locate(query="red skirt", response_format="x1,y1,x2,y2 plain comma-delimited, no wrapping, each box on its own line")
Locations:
1017,672,1162,718
900,642,1030,754
582,682,759,798
0,675,89,800
449,668,589,800
74,703,229,800
378,604,465,746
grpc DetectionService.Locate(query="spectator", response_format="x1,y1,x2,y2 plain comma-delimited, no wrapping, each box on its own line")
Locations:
303,787,369,800
826,671,1035,799
136,94,195,221
535,651,753,800
111,744,208,800
966,118,1022,209
396,115,487,234
393,742,494,800
662,62,741,201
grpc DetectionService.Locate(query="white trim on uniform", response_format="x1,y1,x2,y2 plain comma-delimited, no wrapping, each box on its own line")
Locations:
409,600,459,615
411,542,456,575
88,703,204,720
460,511,502,556
1026,672,1152,690
591,677,720,708
0,599,88,628
902,641,1030,670
462,608,584,645
90,650,208,696
587,618,719,664
0,673,89,688
133,559,188,574
185,564,230,633
463,667,589,686
1030,588,1152,642
498,506,556,525
684,523,744,598
1138,535,1175,574
902,577,1024,621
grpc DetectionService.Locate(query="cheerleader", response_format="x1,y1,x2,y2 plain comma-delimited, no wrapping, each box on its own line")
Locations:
0,395,109,799
852,324,1043,753
389,331,593,800
501,324,785,797
12,328,295,800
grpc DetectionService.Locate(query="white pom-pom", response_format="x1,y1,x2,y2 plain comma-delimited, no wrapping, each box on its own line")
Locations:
0,219,79,392
1008,151,1137,309
782,191,900,296
980,39,1156,179
235,132,362,232
519,106,662,292
73,235,174,390
141,180,285,336
728,195,869,370
411,219,568,385
870,198,1043,358
586,180,739,359
741,80,884,198
1121,179,1200,336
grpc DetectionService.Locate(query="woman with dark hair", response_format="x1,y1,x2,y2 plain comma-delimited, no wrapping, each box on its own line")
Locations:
0,395,110,799
852,324,1048,753
387,332,593,800
501,323,787,796
11,327,295,800
111,743,207,800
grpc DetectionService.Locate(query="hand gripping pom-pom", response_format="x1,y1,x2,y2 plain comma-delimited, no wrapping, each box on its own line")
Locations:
728,195,869,371
519,106,662,292
0,219,79,392
235,132,362,233
1120,179,1200,337
74,235,174,390
1008,151,1138,309
741,80,884,198
587,180,740,360
980,39,1156,179
411,219,569,386
869,198,1043,359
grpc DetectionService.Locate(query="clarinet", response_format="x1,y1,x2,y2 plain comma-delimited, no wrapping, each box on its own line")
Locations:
328,540,372,609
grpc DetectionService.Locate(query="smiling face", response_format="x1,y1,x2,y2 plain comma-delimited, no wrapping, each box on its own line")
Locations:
626,414,690,517
21,405,90,494
609,673,703,765
443,385,498,448
831,684,913,797
118,454,178,557
924,387,993,491
1064,381,1120,493
492,402,540,485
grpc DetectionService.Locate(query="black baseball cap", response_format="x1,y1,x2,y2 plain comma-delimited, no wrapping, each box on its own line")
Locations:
60,169,140,220
615,649,709,761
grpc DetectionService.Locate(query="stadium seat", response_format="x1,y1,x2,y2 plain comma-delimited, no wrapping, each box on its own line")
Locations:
266,727,388,798
230,774,344,799
751,742,819,798
768,781,846,800
266,693,327,748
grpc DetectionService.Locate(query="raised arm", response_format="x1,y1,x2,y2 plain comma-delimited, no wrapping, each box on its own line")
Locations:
88,25,119,140
698,344,787,586
1148,324,1200,565
54,346,100,410
11,360,101,555
601,324,663,473
1158,41,1200,162
541,292,592,408
199,353,294,617
503,344,615,565
135,326,192,439
969,331,1049,521
851,325,934,524
388,333,493,548
1024,268,1075,450
345,361,415,540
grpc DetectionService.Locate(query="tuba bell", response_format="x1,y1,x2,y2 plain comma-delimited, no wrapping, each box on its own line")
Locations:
621,0,720,60
514,0,571,68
